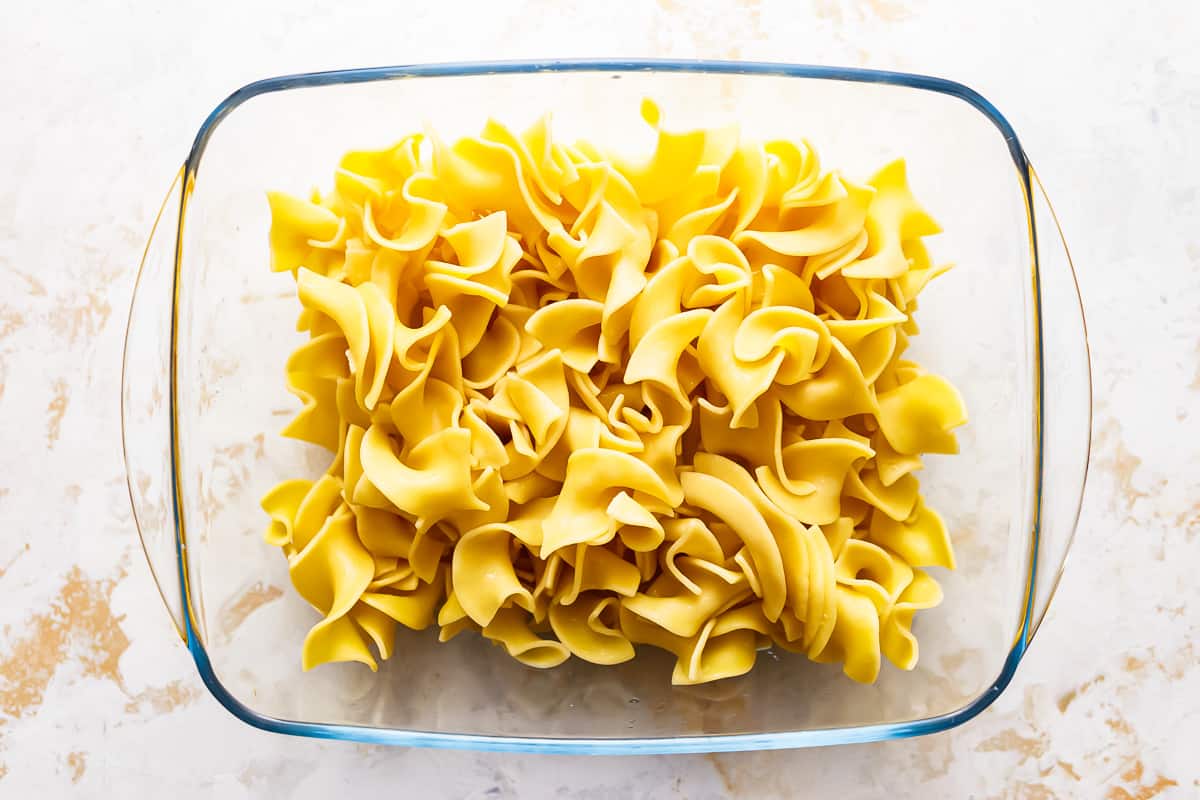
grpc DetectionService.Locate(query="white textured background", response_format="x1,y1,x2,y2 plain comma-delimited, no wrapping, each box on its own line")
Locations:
1,1,1197,797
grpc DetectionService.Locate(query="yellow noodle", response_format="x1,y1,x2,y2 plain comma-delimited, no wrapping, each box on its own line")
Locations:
262,103,966,684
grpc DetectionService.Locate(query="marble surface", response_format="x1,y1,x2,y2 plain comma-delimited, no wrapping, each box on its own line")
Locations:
1,0,1197,796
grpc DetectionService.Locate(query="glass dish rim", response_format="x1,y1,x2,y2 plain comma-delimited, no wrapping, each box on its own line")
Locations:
169,58,1043,754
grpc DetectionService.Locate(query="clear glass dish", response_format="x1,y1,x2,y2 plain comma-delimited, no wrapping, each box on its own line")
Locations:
121,59,1091,754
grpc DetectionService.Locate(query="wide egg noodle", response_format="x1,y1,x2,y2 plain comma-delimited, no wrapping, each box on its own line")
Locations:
260,102,967,684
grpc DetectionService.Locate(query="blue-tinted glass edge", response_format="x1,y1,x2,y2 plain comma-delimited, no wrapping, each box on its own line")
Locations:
186,59,1029,177
186,625,1028,754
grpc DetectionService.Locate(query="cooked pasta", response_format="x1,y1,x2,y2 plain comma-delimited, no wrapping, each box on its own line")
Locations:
262,100,966,685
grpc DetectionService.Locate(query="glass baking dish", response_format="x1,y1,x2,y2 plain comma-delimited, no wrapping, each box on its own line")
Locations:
121,59,1091,754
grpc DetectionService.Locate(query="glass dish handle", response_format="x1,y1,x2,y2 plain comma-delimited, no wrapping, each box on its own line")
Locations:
1027,165,1093,642
122,169,187,641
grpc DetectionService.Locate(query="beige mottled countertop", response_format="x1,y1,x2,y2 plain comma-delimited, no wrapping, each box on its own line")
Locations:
1,0,1197,796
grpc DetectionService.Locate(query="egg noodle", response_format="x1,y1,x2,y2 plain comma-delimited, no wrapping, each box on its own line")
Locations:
261,100,966,685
